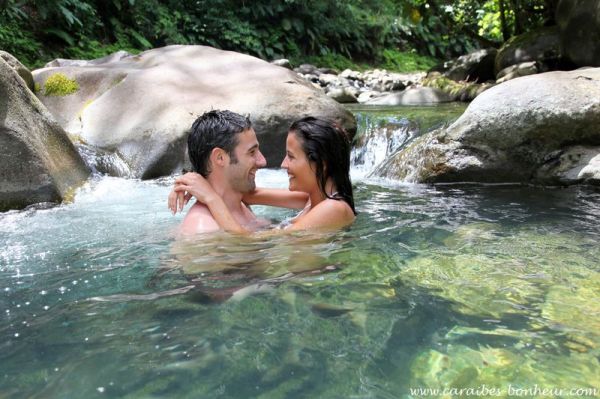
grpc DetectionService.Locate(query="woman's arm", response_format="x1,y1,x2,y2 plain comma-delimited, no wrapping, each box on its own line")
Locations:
243,188,309,209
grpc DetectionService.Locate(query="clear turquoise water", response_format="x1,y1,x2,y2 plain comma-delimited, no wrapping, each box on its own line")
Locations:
1,106,599,398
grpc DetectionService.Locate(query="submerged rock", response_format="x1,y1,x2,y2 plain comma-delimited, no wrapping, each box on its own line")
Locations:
390,223,600,340
33,46,355,178
0,58,90,211
410,342,600,393
374,68,600,185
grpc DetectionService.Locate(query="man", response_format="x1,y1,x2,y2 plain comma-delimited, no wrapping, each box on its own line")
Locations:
170,110,267,234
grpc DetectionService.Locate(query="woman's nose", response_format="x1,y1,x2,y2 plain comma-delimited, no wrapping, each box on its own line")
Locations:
280,156,288,169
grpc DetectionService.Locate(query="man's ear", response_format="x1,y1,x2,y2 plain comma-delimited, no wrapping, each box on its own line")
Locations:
210,148,229,167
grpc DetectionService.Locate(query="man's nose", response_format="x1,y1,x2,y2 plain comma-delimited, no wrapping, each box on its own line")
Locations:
256,150,267,167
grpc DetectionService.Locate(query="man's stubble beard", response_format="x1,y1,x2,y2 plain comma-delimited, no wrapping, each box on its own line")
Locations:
228,160,256,194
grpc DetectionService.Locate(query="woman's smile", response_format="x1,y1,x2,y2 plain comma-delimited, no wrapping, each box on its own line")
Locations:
281,132,317,193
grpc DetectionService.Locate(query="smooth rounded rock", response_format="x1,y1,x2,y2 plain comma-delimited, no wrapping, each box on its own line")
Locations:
1,58,90,211
373,68,600,185
33,46,355,178
365,87,452,106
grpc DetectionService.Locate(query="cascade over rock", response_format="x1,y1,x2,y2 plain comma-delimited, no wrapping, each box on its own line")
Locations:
33,45,355,178
0,57,90,211
372,68,600,185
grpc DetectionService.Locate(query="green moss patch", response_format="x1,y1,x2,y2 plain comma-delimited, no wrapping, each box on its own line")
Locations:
43,73,79,96
423,72,492,101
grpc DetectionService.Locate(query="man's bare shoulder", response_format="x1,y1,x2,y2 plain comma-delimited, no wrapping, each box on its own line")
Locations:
179,202,221,235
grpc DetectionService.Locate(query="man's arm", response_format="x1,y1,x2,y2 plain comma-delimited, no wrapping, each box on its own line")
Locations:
179,202,221,235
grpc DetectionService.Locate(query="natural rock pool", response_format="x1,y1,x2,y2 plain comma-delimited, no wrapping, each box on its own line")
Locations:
1,105,599,398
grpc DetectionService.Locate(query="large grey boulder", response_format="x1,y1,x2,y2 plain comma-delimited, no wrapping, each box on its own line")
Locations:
557,0,600,67
494,26,562,75
373,68,600,185
443,48,497,83
33,46,355,178
0,51,34,91
0,58,90,211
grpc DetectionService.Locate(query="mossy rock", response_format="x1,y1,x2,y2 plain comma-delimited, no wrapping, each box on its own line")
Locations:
43,73,79,96
422,72,493,102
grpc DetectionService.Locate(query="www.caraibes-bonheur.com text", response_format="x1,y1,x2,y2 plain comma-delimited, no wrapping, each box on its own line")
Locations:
409,384,599,397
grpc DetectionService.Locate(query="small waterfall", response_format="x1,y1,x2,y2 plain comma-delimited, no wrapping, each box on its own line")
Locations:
76,143,133,177
351,113,421,177
349,104,466,179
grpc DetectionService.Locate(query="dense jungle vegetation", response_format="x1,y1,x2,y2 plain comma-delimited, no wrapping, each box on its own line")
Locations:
1,0,558,70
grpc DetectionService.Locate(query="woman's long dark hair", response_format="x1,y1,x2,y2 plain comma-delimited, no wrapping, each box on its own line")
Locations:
289,117,356,215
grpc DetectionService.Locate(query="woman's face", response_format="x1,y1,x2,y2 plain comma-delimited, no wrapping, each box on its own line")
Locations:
281,132,317,193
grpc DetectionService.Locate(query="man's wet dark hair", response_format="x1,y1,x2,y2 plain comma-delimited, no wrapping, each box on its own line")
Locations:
187,110,252,177
289,117,356,215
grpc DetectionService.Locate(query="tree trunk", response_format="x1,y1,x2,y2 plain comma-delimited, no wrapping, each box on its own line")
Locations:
510,0,525,35
498,0,510,41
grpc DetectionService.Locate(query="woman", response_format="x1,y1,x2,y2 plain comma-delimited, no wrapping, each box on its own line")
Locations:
170,117,356,233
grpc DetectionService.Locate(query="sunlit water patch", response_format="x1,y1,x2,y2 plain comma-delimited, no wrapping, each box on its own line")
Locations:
2,110,600,397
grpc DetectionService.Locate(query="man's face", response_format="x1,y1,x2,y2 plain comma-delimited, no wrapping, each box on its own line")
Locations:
225,128,267,193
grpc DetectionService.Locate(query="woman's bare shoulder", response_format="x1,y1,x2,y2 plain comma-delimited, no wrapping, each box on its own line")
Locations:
323,198,355,219
296,198,355,228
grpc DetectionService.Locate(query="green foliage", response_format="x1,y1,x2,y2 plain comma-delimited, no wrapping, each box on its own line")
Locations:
380,49,438,72
0,0,559,70
298,53,370,72
0,20,42,67
43,73,79,96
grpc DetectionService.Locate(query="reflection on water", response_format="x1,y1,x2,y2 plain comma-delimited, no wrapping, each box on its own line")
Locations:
2,165,600,394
